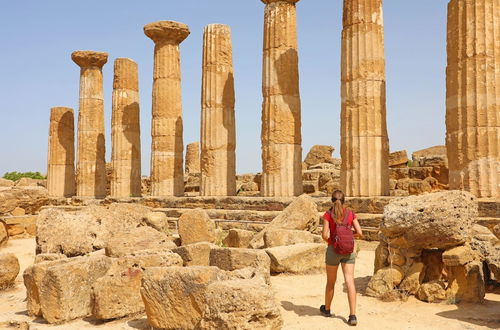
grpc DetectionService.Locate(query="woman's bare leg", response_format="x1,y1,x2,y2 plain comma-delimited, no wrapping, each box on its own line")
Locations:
325,265,339,310
341,263,356,315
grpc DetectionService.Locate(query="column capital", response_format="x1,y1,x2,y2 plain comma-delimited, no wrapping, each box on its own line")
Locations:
261,0,300,5
71,50,108,68
144,21,190,44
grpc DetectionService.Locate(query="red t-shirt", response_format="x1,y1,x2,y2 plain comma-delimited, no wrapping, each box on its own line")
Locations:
323,208,356,246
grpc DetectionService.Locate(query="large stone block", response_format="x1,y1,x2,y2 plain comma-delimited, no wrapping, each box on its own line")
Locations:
0,253,20,289
39,255,112,323
250,194,319,249
210,247,270,274
304,145,335,168
366,266,404,298
381,191,477,249
389,150,408,168
172,242,216,266
445,260,485,303
178,209,216,245
263,229,316,248
0,220,8,247
265,243,325,274
105,226,176,257
223,229,254,248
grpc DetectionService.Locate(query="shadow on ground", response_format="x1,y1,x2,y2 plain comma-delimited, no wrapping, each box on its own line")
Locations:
281,301,348,324
342,276,371,295
435,299,500,329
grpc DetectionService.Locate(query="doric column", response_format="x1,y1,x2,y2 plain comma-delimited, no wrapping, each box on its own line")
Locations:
185,142,200,174
446,0,500,198
144,21,190,197
200,24,236,196
71,50,108,198
260,0,303,197
110,58,141,198
47,107,75,197
340,0,390,197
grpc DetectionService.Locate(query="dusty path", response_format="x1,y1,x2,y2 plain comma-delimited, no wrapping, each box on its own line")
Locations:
0,239,499,329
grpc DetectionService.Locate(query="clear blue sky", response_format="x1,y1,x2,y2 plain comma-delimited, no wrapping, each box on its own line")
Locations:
0,0,447,176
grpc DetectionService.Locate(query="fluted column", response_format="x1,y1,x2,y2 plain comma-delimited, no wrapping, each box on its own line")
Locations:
340,0,390,197
47,107,75,197
72,51,108,198
144,21,190,197
185,142,201,174
110,58,141,198
446,0,500,198
260,0,303,197
200,24,236,196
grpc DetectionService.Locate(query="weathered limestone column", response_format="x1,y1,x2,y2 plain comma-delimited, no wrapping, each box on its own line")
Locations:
446,0,500,198
110,58,141,198
144,21,190,197
200,24,236,196
340,0,390,197
185,142,200,174
47,107,75,197
260,0,303,197
71,51,108,198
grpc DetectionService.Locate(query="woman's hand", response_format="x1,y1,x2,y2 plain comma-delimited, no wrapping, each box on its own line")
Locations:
322,216,330,242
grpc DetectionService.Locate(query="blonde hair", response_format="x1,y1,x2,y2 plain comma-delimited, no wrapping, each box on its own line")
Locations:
331,190,345,224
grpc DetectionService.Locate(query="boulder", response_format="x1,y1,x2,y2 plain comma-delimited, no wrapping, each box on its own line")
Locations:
0,253,20,289
36,203,152,256
178,209,216,245
223,229,254,248
389,168,409,180
411,146,448,184
389,150,408,168
409,167,433,180
445,260,485,303
303,145,335,168
0,220,8,247
39,255,112,323
250,194,319,249
374,242,389,273
92,251,182,320
15,177,46,187
0,187,48,216
416,281,446,303
200,279,283,330
172,242,216,266
144,211,169,234
381,191,477,250
210,247,271,277
493,224,500,240
442,245,475,267
24,258,71,316
407,180,432,195
366,266,404,297
399,262,425,295
141,266,224,330
105,226,176,257
11,207,26,216
265,243,325,274
263,229,316,248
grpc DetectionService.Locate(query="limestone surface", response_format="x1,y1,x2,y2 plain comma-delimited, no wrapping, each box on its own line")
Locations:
260,0,303,197
340,0,390,197
0,253,20,289
47,107,75,197
104,226,176,257
172,242,216,266
201,24,236,196
303,145,335,169
263,229,316,248
178,209,216,245
446,0,500,198
110,58,141,198
72,50,108,198
265,243,325,274
223,229,254,248
144,21,189,197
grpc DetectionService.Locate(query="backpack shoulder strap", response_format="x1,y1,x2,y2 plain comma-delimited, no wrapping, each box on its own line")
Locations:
342,209,351,227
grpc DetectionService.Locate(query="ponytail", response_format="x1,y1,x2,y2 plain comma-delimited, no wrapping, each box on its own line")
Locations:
331,190,345,224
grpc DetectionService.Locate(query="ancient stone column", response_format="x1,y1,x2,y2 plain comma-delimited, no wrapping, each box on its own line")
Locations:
47,107,76,197
71,51,108,198
185,142,200,174
260,0,303,197
144,21,190,197
200,24,236,196
110,58,141,198
446,0,500,198
340,0,390,197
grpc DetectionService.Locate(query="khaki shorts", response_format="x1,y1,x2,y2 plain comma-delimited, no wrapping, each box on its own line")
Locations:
325,245,356,266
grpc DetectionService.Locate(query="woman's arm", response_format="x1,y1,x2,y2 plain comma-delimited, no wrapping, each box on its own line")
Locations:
352,218,363,238
322,216,330,242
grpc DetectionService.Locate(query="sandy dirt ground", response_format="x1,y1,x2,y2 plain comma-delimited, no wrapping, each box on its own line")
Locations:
0,238,499,330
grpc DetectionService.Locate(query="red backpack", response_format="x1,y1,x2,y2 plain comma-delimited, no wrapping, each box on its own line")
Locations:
330,209,354,255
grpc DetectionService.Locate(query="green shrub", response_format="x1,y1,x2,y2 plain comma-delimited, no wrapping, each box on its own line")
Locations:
3,171,46,181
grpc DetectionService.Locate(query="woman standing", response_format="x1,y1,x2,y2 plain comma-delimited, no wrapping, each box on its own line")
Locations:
320,190,363,326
